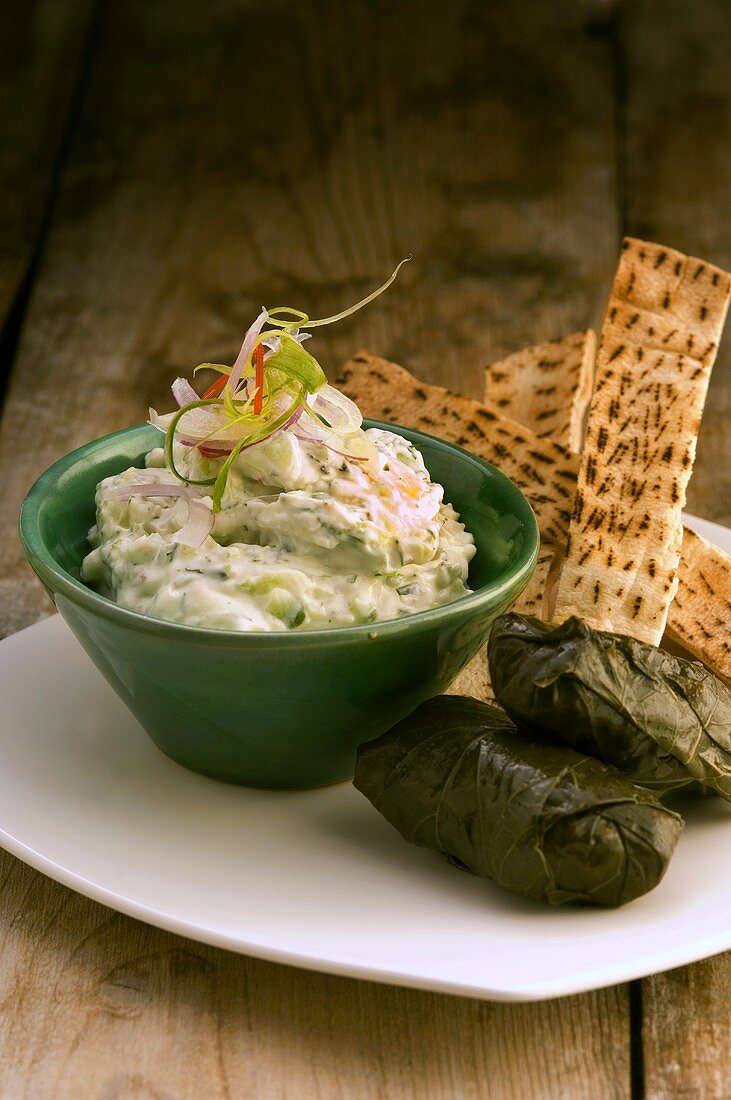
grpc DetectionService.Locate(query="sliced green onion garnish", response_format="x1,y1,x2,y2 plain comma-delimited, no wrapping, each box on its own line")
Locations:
162,258,410,502
192,362,232,378
267,257,410,331
264,332,326,394
265,307,309,330
164,399,222,486
211,391,306,512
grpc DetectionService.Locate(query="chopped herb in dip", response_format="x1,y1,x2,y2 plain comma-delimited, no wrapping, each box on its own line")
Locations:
82,266,475,631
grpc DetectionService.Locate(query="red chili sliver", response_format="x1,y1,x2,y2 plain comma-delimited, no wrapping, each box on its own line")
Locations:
202,374,227,399
253,343,264,415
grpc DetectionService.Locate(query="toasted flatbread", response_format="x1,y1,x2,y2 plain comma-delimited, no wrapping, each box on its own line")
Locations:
482,335,592,630
447,548,556,704
553,238,731,645
340,344,731,679
483,333,731,677
336,353,580,547
668,526,731,682
484,330,596,452
446,648,496,704
512,545,555,617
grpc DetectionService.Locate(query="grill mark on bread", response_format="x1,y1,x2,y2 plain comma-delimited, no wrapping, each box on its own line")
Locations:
553,237,731,645
483,331,595,452
341,338,731,677
666,524,731,673
340,351,580,544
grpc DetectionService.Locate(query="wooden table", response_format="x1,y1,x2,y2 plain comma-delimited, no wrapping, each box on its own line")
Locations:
1,1,729,1095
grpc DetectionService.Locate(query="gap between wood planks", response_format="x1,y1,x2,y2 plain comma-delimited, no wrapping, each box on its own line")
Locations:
0,0,104,407
12,0,731,1096
0,2,634,1096
629,981,645,1100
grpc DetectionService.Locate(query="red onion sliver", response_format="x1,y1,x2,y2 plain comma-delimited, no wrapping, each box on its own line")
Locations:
178,405,301,456
110,482,196,500
179,438,233,456
173,498,214,548
227,308,268,395
291,426,322,444
109,483,213,548
171,377,199,408
309,385,362,433
279,405,304,432
262,330,311,354
291,428,367,462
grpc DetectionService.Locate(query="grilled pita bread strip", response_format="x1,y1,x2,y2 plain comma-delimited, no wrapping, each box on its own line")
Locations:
483,332,731,675
483,334,592,624
339,349,731,678
669,526,731,683
553,238,731,645
341,357,563,708
336,353,580,547
484,330,596,452
447,550,556,705
512,545,556,617
446,648,497,705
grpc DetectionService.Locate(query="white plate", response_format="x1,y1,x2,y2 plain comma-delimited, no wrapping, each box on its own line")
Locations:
1,514,729,1002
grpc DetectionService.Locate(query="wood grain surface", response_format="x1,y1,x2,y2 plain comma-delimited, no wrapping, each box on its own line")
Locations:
0,0,728,1096
624,2,731,1095
624,0,731,529
0,0,94,367
0,875,630,1099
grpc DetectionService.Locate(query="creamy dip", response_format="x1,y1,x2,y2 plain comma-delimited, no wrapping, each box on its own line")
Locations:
82,426,475,631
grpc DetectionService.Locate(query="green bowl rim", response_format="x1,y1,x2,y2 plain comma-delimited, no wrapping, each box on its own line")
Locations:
19,419,539,645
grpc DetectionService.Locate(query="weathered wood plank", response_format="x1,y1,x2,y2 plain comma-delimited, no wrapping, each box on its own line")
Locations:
624,2,731,1095
0,1,628,1096
624,0,731,527
0,0,95,347
0,853,630,1100
642,960,731,1100
0,0,620,636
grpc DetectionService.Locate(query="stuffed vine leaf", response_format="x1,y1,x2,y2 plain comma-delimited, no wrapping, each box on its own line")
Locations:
354,695,682,907
488,613,731,798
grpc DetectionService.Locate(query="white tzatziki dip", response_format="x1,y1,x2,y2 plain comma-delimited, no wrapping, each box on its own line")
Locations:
82,276,475,631
82,426,475,632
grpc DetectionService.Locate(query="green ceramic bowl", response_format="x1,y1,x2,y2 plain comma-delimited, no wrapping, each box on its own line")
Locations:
19,421,538,788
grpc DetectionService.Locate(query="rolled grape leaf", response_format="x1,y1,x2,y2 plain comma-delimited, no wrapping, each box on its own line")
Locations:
488,613,731,798
354,695,682,907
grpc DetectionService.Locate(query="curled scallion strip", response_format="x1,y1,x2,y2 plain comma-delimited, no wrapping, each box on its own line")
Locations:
158,258,410,507
264,332,326,393
164,399,222,486
211,391,306,512
267,257,411,331
265,307,309,330
192,362,232,378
